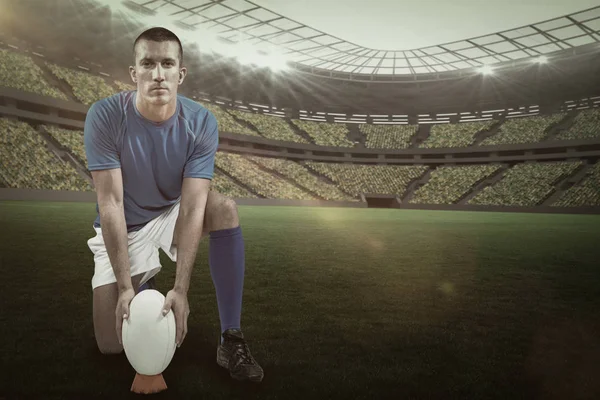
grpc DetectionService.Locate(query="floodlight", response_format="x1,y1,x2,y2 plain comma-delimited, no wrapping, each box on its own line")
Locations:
478,65,494,75
268,56,289,72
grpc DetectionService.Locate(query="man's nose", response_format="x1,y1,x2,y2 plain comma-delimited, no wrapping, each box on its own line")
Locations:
153,65,165,81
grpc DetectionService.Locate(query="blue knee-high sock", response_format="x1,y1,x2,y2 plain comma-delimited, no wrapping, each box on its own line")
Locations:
209,226,245,343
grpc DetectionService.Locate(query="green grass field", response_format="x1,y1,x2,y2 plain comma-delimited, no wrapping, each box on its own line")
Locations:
1,201,600,399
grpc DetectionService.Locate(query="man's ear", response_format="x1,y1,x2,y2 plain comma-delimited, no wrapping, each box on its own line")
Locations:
129,66,137,83
178,67,187,85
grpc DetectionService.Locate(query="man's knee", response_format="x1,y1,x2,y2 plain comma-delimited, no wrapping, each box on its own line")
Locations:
206,192,239,231
218,196,239,222
92,277,142,357
97,341,123,355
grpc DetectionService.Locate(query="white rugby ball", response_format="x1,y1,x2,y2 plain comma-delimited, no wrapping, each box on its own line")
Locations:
122,289,177,376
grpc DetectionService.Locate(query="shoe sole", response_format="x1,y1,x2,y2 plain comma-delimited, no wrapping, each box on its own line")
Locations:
217,354,263,383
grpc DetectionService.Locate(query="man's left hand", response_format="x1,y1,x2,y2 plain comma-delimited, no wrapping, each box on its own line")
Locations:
162,288,190,347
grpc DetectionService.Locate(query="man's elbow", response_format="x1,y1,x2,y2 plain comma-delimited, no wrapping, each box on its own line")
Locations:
179,205,206,220
98,201,125,220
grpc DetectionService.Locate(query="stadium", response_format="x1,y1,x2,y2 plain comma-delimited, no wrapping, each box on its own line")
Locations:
1,0,599,398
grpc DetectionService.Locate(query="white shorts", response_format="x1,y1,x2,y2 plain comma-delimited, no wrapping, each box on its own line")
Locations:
87,199,181,290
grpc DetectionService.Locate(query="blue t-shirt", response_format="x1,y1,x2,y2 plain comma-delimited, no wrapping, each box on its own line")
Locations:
83,90,218,232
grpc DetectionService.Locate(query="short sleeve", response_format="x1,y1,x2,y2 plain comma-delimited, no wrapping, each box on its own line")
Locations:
183,111,219,180
84,101,121,171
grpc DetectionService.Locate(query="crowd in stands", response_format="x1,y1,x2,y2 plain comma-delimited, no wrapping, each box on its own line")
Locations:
409,164,501,204
246,155,357,201
215,152,317,200
290,119,355,147
304,162,427,197
553,108,600,141
4,46,600,151
1,117,597,209
3,43,598,153
2,44,600,209
45,62,116,105
44,125,86,164
479,114,565,146
211,170,257,198
114,80,135,92
227,110,309,144
552,161,600,207
421,120,496,148
468,161,581,206
0,49,68,100
360,124,415,149
0,118,91,191
196,101,260,137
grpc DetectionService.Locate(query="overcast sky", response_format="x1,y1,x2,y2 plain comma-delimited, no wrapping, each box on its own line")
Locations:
254,0,600,49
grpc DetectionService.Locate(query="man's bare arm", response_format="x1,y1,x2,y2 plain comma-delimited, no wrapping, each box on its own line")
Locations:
91,168,133,293
172,177,211,294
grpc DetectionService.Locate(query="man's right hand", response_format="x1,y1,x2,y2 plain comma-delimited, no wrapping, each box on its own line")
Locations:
116,287,136,345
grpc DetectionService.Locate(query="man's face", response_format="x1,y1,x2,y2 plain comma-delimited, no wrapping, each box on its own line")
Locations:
130,40,186,106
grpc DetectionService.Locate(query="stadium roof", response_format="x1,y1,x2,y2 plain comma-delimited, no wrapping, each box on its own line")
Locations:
116,0,600,78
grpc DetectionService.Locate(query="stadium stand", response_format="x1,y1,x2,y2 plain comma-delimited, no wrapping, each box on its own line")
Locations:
0,48,68,100
1,47,597,211
290,119,355,147
196,101,260,137
421,120,496,148
0,118,91,191
359,124,416,149
114,80,135,92
215,152,318,200
409,164,501,204
246,155,357,201
20,123,262,199
551,161,600,207
553,108,600,140
468,161,582,206
39,125,270,199
479,114,565,146
45,62,116,105
44,125,86,164
227,110,309,144
211,170,258,198
303,162,427,197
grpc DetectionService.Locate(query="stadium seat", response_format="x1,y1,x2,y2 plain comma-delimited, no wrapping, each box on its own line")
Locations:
479,114,565,146
228,110,309,144
409,164,501,204
359,124,416,149
0,48,68,100
211,170,258,198
553,108,600,141
290,119,354,147
0,118,91,191
551,161,600,207
246,155,357,201
304,161,427,197
45,62,117,105
215,152,318,200
196,101,260,137
44,125,87,165
421,120,496,148
468,161,582,206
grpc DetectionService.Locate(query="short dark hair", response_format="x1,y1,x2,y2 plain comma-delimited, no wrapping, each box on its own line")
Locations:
133,27,183,65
